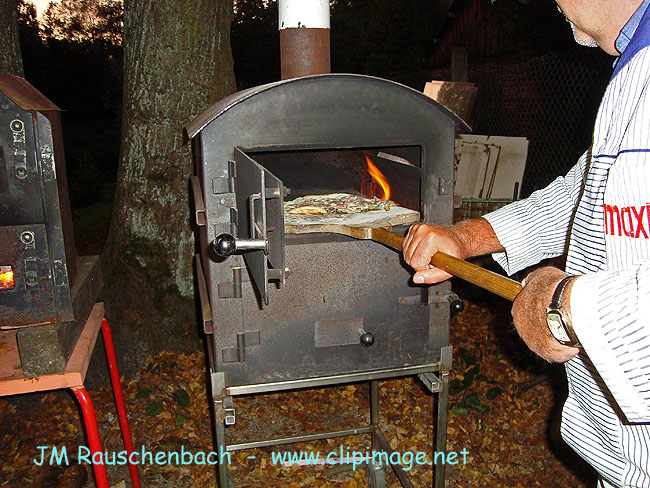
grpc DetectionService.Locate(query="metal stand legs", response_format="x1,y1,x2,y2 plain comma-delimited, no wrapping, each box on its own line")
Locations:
101,319,142,488
70,318,141,488
435,347,453,488
71,387,111,488
212,346,453,488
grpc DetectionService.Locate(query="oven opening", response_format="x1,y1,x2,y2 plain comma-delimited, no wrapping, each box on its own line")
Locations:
0,266,15,290
248,146,422,213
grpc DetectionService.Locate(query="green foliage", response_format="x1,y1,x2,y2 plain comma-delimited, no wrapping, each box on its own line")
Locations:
145,401,163,417
172,389,191,408
16,1,123,122
486,386,503,400
136,387,153,399
41,0,123,45
461,393,490,412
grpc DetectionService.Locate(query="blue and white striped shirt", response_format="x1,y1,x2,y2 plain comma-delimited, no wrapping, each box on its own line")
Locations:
485,6,650,487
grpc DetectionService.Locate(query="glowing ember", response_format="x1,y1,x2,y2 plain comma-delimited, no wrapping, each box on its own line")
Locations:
0,267,14,289
365,155,391,201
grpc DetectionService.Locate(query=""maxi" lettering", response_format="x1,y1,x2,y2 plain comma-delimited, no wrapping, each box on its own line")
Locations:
604,203,650,238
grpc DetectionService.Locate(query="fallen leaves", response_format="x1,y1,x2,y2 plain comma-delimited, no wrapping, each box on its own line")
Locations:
0,295,597,487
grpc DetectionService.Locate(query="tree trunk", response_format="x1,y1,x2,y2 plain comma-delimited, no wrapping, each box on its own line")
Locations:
0,0,24,76
102,0,235,372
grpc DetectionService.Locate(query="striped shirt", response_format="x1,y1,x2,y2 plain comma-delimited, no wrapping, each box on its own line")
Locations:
484,8,650,487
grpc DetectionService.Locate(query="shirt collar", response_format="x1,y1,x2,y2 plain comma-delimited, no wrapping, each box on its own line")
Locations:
616,0,650,54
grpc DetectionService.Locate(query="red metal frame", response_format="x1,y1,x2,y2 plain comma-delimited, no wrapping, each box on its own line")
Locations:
71,387,110,488
71,318,142,488
101,318,142,488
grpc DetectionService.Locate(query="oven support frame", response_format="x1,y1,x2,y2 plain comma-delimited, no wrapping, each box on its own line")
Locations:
210,345,453,488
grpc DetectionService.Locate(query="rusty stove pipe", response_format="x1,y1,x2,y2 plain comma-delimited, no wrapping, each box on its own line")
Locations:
278,0,330,79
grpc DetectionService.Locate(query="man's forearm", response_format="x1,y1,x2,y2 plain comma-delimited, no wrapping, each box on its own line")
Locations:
448,217,505,259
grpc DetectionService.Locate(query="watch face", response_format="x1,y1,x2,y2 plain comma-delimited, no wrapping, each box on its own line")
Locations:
546,311,571,343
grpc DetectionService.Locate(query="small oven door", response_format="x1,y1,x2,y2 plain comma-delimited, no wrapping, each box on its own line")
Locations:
226,147,286,306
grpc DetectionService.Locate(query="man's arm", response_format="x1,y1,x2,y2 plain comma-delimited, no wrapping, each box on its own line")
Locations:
402,217,504,284
402,216,580,363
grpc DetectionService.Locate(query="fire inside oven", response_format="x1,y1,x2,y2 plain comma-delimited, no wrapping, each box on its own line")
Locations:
0,266,15,289
249,146,421,214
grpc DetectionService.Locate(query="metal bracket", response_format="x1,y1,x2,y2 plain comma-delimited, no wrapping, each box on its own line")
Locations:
24,257,38,288
40,143,55,181
14,151,27,180
221,330,260,363
211,371,226,397
418,372,442,393
217,192,236,209
194,255,213,334
211,371,236,426
419,347,452,392
11,118,28,181
222,396,235,426
440,345,453,372
52,259,69,287
214,396,236,426
430,291,461,307
190,176,207,226
438,176,452,195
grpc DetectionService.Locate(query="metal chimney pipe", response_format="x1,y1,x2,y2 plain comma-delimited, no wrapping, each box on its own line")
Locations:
278,0,330,79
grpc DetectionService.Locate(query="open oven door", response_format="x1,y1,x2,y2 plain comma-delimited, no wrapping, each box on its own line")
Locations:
213,147,285,306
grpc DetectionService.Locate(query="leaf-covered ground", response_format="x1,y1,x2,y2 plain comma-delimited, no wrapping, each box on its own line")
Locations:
0,290,598,487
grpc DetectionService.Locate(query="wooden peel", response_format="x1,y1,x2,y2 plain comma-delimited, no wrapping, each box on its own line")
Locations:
285,208,522,301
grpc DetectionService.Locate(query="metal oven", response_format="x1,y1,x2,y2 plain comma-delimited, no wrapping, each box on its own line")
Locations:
187,74,465,488
0,74,76,330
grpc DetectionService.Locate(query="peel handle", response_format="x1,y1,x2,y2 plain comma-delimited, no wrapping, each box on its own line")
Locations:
370,227,522,301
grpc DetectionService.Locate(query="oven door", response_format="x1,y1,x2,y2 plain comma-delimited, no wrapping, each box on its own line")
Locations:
228,147,285,306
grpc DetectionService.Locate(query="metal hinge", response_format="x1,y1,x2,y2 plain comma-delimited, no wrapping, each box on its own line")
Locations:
217,267,243,298
221,330,260,363
53,260,69,287
24,257,38,288
40,144,55,181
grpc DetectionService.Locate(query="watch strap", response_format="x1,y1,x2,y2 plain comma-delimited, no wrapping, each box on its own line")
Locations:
549,276,580,346
550,276,573,310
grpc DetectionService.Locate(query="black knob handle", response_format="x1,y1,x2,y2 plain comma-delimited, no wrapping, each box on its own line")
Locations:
360,331,375,347
451,299,465,313
213,233,236,257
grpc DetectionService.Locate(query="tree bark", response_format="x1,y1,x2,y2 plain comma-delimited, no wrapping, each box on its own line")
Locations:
0,0,24,76
102,0,235,372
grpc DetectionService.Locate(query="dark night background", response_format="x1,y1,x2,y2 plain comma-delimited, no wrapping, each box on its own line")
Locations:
1,4,615,486
14,0,612,229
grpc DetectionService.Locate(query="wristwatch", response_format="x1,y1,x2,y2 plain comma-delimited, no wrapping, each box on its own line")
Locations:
546,276,581,347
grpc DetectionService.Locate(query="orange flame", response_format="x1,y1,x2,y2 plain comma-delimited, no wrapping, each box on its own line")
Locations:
365,155,391,201
0,268,14,289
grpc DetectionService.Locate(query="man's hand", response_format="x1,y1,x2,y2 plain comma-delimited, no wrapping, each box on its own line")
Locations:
402,218,504,284
402,223,465,284
512,266,580,363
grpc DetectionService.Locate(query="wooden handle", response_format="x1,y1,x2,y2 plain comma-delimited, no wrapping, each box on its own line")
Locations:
370,227,522,301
